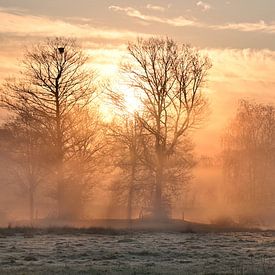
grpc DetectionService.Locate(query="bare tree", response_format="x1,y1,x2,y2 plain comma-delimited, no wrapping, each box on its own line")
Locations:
0,114,48,222
1,37,98,219
122,37,211,219
222,100,275,224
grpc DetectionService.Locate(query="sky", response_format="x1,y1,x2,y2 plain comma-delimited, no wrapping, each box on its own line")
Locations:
0,0,274,155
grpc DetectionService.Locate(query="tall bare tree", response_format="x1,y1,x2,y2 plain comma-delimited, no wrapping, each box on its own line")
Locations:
1,37,97,219
222,100,275,223
123,37,211,219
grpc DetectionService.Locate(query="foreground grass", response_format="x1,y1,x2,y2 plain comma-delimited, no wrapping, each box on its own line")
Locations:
0,226,126,236
1,265,275,275
0,227,274,275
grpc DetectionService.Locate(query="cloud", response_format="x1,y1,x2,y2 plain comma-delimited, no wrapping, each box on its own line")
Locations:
0,9,149,41
206,48,275,83
146,4,169,12
0,6,29,15
196,1,211,12
215,20,275,34
109,6,199,27
109,5,275,34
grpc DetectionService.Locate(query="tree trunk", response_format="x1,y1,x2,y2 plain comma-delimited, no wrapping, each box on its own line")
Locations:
127,157,136,225
55,72,65,220
153,109,168,220
154,144,165,220
29,190,34,222
154,163,163,219
127,186,133,223
57,163,65,219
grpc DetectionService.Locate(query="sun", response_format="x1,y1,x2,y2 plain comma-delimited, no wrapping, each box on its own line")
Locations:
91,62,142,119
122,86,142,114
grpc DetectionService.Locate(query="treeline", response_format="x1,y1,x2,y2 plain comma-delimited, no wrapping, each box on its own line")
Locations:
0,37,211,222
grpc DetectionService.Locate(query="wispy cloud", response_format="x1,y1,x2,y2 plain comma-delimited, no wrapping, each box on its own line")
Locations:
109,6,199,27
0,6,29,15
109,5,275,34
0,9,149,41
146,4,170,12
196,1,211,12
205,48,275,83
215,20,275,34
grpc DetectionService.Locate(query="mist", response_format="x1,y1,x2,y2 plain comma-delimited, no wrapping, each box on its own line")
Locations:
0,36,274,233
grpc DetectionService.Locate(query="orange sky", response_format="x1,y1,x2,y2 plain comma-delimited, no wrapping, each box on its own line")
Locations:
0,0,274,155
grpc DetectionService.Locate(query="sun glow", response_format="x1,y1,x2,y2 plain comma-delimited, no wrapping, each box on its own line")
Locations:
122,85,142,114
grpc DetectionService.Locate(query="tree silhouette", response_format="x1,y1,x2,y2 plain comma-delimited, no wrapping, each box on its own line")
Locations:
1,37,98,219
123,37,211,219
222,100,275,224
